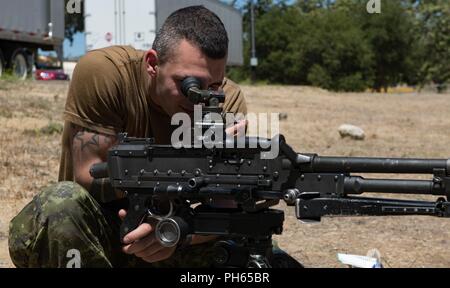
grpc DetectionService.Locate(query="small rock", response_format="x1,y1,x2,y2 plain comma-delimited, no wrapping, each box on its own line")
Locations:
279,113,288,121
338,124,365,140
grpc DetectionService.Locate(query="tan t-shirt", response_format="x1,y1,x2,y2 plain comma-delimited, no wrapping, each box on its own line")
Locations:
58,45,247,181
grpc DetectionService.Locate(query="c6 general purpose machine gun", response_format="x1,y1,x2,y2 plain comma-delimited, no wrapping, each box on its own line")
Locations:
90,77,450,268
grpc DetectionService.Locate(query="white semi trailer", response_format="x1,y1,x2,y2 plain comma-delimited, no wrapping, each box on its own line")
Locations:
0,0,65,79
84,0,243,65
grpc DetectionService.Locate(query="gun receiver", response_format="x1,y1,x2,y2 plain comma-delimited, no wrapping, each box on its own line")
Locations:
89,77,450,267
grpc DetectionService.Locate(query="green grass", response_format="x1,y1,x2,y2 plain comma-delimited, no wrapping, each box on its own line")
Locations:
23,121,64,136
0,69,32,90
0,69,22,81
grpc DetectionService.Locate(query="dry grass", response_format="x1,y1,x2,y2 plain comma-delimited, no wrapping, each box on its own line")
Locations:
0,81,67,267
1,80,449,267
244,85,450,267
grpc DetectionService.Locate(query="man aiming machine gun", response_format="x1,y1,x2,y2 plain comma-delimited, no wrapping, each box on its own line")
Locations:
90,77,450,268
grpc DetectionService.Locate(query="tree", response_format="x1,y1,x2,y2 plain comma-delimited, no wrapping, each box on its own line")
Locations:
347,0,417,92
413,0,450,92
231,1,374,91
296,0,332,13
227,0,284,82
228,0,449,92
306,9,374,91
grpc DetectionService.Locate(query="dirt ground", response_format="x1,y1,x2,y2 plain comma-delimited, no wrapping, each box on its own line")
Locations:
0,80,449,268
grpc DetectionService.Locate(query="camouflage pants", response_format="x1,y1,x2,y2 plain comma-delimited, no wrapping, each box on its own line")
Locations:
9,181,302,268
8,181,217,268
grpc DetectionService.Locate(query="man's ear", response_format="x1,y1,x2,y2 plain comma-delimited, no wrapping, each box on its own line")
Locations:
145,49,158,77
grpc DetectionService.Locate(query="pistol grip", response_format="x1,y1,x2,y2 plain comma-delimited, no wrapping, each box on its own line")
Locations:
120,193,148,243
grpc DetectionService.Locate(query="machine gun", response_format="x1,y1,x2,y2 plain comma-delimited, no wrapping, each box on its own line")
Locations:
90,77,450,268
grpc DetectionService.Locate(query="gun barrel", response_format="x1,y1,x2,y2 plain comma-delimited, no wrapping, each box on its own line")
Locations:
310,156,449,174
343,177,444,195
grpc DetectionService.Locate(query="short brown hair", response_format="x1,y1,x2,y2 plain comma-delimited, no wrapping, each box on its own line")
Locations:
152,6,229,64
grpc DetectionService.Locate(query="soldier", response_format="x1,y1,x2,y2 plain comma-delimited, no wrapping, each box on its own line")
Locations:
9,6,248,268
9,5,302,269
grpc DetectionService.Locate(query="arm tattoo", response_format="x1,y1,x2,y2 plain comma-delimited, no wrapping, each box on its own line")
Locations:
71,123,117,153
75,132,100,152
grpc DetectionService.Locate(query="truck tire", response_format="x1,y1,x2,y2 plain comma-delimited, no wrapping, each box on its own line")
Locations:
12,52,28,80
0,50,4,78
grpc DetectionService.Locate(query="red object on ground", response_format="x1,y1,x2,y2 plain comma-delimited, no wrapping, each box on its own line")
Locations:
35,69,69,81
